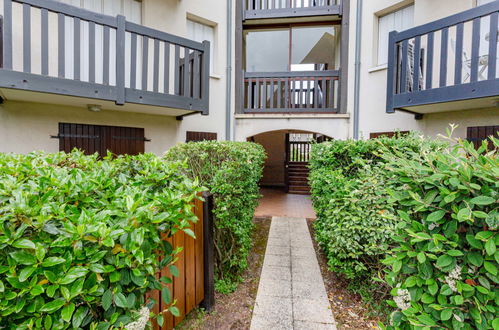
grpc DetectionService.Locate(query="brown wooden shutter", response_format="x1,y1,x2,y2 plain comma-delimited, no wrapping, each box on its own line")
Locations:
58,123,146,156
370,131,410,139
186,131,217,142
466,126,499,149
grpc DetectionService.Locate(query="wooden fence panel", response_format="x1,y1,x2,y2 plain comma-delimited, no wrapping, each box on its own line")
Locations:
148,194,212,330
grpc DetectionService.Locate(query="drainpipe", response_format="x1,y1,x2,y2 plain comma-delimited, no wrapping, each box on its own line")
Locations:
353,0,363,140
225,0,233,141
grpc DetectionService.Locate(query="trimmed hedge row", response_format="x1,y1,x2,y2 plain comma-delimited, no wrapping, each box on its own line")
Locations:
309,134,444,280
0,152,201,329
165,141,266,293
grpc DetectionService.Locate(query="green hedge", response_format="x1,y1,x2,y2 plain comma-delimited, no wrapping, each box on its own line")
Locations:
382,137,498,329
0,152,201,329
309,134,444,281
165,141,265,293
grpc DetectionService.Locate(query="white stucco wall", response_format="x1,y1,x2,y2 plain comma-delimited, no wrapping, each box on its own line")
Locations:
0,101,179,154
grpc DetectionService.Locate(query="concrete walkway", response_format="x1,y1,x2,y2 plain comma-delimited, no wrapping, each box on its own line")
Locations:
250,217,336,330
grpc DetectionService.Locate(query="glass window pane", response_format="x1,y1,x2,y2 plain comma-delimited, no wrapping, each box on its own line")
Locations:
187,20,216,73
244,29,290,72
291,26,339,71
377,5,414,65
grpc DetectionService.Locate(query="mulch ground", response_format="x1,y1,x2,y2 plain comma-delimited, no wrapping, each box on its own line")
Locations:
177,217,271,330
307,218,380,330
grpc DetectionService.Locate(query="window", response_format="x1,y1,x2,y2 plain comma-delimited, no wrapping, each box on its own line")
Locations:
377,5,414,65
186,131,217,142
477,0,495,6
57,0,142,23
244,25,340,72
187,20,216,74
58,123,146,156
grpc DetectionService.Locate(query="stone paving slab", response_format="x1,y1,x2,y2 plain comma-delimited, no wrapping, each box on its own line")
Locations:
250,217,336,330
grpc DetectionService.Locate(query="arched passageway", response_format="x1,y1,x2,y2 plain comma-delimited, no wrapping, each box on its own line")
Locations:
247,129,332,194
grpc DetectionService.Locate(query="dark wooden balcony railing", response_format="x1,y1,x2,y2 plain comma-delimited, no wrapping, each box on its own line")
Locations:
0,0,210,114
386,1,499,114
243,70,340,113
243,0,341,20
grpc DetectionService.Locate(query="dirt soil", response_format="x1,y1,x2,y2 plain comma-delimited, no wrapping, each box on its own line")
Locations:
307,218,380,330
177,217,271,330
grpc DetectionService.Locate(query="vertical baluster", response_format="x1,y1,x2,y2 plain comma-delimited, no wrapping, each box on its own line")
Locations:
285,77,290,109
413,36,421,91
89,22,95,83
130,33,137,89
74,18,80,80
426,32,434,89
41,8,48,75
103,26,110,85
58,13,65,78
400,40,408,93
304,79,310,108
142,36,149,91
277,79,282,109
116,15,126,105
329,77,334,109
270,78,274,109
23,4,31,73
322,76,327,108
488,12,498,80
255,78,260,109
470,18,481,82
262,78,267,110
454,23,464,85
164,42,170,94
153,39,159,92
174,45,180,95
183,48,190,97
247,78,253,110
193,50,200,99
3,0,12,69
439,27,448,88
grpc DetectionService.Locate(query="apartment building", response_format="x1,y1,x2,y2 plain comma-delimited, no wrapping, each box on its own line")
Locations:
0,0,497,190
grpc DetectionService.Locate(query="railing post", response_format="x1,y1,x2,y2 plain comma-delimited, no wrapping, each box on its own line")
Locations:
0,15,3,69
201,192,215,312
201,40,210,115
386,31,397,113
3,0,12,70
116,15,126,105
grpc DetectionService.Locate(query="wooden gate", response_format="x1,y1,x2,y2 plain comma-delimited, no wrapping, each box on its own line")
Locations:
148,192,214,330
285,134,312,194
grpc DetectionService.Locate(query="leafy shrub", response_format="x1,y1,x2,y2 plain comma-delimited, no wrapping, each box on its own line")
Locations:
0,151,201,329
310,134,445,281
381,135,498,329
165,141,265,292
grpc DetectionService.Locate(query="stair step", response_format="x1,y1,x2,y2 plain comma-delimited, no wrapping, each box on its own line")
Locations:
288,186,310,191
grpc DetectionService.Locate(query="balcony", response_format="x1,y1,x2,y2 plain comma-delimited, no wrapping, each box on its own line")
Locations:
242,0,341,21
243,70,340,113
386,2,499,115
0,0,210,117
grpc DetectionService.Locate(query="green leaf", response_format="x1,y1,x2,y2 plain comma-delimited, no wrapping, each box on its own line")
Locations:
40,298,65,313
183,228,196,239
18,266,36,282
10,251,37,265
417,252,426,263
12,239,36,249
61,303,75,322
483,261,497,276
72,306,89,328
60,267,88,285
89,264,106,273
441,309,453,321
467,252,483,267
169,265,179,277
109,271,121,283
466,235,483,249
457,208,471,222
170,306,180,317
454,295,464,305
41,257,66,267
427,210,445,222
160,276,172,284
447,250,464,257
114,292,127,308
470,196,495,205
127,293,136,308
162,286,172,305
485,239,496,256
35,245,46,262
102,289,113,311
436,255,453,268
44,315,52,330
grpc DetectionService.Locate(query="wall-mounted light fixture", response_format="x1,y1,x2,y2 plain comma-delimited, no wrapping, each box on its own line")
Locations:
87,104,102,112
